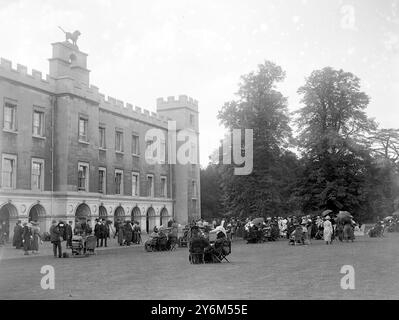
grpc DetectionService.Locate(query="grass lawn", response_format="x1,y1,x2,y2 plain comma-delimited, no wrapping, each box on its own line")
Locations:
0,233,398,299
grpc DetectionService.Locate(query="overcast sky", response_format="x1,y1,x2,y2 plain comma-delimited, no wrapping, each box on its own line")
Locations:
0,0,398,166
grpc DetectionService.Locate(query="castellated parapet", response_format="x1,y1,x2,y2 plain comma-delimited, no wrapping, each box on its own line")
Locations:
0,57,169,128
156,95,199,113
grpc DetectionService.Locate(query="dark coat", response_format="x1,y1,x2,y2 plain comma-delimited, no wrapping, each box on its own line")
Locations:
22,226,32,251
49,225,61,242
117,223,124,244
124,223,133,242
94,223,102,237
13,224,23,248
100,223,108,238
65,224,73,239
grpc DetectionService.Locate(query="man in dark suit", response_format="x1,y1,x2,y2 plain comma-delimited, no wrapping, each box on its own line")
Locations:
49,220,62,258
100,219,108,247
65,221,73,248
13,220,23,249
94,219,101,247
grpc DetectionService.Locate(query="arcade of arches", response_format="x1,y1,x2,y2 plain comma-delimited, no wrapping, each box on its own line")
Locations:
75,203,91,223
0,203,18,240
146,207,156,233
0,200,174,239
114,206,125,221
28,204,46,232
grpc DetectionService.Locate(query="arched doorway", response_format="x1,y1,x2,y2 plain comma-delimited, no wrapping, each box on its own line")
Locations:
146,207,156,233
114,206,125,223
160,208,170,227
28,204,46,233
75,203,91,224
99,205,107,219
0,203,18,242
131,206,141,224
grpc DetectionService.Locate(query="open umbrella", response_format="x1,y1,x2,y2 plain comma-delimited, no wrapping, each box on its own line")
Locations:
393,211,399,216
336,211,352,223
209,225,227,237
322,209,333,217
251,217,265,225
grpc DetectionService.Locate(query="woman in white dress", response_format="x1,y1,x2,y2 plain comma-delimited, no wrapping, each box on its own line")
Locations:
323,216,333,245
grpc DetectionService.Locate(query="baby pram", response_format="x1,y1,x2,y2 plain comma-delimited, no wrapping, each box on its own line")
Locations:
178,226,190,247
288,226,306,245
71,235,96,257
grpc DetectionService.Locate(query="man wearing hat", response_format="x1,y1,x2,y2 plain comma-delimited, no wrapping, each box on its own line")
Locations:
21,222,33,255
65,221,73,248
13,220,23,249
49,220,62,258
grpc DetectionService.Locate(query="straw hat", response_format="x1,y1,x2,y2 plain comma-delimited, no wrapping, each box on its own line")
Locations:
325,216,331,220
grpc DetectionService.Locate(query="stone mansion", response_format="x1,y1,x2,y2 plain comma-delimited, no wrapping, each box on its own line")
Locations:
0,40,201,238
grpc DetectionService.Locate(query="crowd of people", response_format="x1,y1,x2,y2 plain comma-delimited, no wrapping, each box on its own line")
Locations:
4,210,398,258
191,213,361,245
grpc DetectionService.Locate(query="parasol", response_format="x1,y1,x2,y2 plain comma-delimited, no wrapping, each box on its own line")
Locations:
322,209,333,217
392,211,399,216
336,211,353,223
209,225,227,237
251,217,265,225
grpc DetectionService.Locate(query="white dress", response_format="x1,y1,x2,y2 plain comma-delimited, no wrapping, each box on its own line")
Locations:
323,220,333,242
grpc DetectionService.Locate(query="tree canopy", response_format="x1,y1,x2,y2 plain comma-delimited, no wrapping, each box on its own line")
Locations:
201,64,399,222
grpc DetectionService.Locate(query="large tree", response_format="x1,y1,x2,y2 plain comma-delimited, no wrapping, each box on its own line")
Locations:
295,67,377,219
217,61,299,217
200,164,223,219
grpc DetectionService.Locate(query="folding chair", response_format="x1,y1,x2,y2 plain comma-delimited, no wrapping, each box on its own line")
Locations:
168,237,178,251
189,251,205,264
213,240,231,263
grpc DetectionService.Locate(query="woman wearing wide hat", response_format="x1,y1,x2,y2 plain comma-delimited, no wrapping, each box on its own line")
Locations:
30,221,42,254
22,222,33,255
323,216,333,245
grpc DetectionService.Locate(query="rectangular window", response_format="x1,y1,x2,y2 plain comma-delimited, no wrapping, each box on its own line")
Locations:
115,130,124,152
115,169,123,195
79,117,88,142
132,134,139,155
4,101,17,131
31,158,44,190
32,110,44,137
192,199,197,212
1,154,17,188
190,114,195,125
98,167,106,193
147,175,154,197
78,162,89,191
99,127,106,149
160,176,167,198
132,172,139,196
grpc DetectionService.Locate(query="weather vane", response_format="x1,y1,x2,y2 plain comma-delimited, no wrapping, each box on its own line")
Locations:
58,26,81,47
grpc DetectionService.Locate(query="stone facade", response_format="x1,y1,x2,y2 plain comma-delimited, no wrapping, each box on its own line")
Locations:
0,41,201,238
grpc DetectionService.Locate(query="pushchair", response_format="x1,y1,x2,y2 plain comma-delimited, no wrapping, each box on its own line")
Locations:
178,226,190,247
246,226,263,243
368,223,384,237
288,226,305,245
71,234,96,257
144,235,174,252
206,238,231,263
